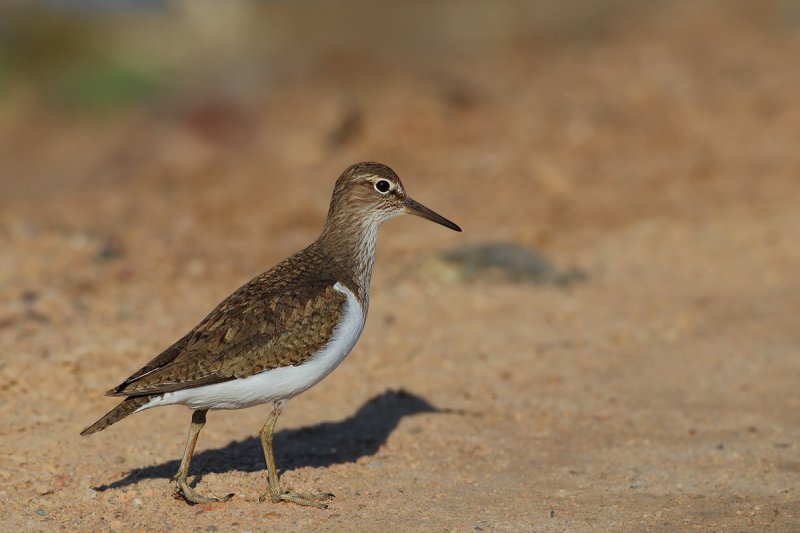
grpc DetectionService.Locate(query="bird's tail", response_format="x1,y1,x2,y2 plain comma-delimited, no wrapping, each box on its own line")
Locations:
80,396,152,436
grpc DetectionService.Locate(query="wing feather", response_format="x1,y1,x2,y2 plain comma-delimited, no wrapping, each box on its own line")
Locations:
110,277,346,397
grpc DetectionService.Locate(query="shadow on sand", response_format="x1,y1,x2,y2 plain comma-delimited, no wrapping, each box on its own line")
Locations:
95,389,449,491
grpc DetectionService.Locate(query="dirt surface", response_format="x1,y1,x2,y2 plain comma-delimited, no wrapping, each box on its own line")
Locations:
1,2,799,531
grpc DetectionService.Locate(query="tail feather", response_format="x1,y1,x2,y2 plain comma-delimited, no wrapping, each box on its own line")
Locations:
81,396,152,436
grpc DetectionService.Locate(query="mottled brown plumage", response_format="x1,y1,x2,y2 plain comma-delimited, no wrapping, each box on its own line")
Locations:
108,247,349,397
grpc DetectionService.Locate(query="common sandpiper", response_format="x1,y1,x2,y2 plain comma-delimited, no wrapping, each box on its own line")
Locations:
82,162,461,508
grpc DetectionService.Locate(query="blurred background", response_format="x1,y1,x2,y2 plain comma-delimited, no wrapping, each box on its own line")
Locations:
1,1,799,530
2,1,798,232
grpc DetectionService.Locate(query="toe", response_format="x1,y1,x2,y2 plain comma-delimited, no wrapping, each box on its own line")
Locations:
175,483,233,505
277,491,330,509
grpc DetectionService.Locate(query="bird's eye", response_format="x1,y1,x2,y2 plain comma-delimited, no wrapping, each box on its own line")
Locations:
374,180,391,194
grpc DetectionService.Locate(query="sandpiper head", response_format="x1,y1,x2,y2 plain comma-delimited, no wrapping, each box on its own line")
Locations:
330,162,462,231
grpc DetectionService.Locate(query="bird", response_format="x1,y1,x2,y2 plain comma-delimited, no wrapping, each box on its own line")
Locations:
81,162,461,508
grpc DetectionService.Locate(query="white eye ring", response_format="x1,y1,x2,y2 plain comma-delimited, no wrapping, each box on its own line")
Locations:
374,179,391,194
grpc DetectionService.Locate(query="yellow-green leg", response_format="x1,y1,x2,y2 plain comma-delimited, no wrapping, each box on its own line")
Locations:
175,409,233,504
259,400,334,509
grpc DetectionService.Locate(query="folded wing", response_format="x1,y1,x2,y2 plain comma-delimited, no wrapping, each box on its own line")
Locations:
109,278,346,397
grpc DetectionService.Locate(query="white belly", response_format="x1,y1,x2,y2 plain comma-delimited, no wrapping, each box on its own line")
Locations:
136,282,365,412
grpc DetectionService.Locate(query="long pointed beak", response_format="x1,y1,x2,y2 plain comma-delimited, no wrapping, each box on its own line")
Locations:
404,197,462,232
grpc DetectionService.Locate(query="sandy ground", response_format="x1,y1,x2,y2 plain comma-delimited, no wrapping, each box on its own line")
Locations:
1,2,799,531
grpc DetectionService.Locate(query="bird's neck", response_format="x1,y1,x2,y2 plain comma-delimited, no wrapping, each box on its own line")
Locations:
316,212,380,309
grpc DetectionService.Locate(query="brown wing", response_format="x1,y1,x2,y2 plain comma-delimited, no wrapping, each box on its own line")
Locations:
109,276,346,397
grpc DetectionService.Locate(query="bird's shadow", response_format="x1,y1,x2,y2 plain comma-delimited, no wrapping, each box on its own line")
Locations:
95,389,451,491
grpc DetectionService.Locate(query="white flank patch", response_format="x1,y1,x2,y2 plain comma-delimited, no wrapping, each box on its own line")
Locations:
135,282,365,412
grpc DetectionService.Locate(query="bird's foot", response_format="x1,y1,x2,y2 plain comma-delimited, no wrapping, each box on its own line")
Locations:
260,489,334,509
174,476,234,505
